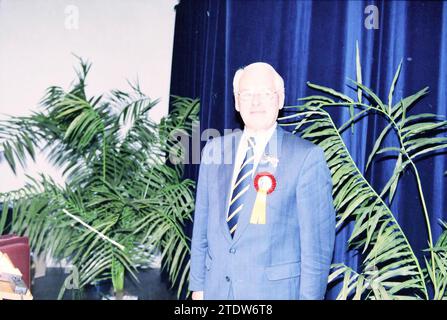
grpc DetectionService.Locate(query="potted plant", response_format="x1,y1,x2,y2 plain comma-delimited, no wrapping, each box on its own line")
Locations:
0,58,197,299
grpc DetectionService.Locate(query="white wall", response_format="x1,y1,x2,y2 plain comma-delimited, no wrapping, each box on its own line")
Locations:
0,0,178,192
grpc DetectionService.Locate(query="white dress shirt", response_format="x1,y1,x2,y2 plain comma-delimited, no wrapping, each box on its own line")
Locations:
229,122,277,192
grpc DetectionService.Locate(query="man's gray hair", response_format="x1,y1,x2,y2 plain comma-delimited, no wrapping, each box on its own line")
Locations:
232,62,285,95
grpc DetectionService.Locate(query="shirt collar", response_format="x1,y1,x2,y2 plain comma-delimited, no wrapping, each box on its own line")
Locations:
242,122,277,147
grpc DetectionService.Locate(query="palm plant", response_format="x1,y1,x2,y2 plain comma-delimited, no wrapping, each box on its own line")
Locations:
280,43,447,299
0,59,198,299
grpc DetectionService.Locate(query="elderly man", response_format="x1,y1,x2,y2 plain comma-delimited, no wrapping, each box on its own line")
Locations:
189,62,335,300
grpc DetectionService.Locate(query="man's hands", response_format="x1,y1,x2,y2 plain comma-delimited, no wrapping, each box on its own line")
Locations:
192,291,204,300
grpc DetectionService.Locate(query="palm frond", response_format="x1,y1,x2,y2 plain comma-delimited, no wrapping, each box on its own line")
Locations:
0,60,198,299
281,102,427,299
282,49,447,299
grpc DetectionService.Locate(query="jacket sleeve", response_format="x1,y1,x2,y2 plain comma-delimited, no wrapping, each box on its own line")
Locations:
296,146,335,300
188,141,212,292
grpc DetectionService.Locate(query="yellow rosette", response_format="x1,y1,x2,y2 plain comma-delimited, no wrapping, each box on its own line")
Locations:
250,172,276,224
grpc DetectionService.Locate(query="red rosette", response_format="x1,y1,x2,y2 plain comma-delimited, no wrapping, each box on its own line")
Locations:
254,172,276,194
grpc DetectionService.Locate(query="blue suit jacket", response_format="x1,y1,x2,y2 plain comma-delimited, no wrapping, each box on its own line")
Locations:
189,126,335,300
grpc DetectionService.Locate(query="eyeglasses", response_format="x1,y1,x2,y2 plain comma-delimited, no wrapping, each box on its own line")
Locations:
238,90,277,102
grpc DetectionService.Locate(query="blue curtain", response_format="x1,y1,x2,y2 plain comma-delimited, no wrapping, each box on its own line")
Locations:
170,0,447,299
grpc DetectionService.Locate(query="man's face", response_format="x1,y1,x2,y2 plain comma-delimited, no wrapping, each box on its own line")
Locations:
235,66,283,132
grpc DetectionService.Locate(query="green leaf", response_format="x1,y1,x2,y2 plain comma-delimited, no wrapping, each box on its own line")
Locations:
389,154,403,202
376,147,401,155
388,59,402,113
349,79,386,112
0,201,10,234
392,87,429,121
307,82,354,103
356,41,363,104
365,122,393,172
402,121,447,136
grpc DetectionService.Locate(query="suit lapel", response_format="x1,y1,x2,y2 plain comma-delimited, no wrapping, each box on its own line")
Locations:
218,130,242,244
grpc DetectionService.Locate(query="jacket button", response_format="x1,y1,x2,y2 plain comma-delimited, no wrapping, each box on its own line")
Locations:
225,276,230,282
229,248,236,254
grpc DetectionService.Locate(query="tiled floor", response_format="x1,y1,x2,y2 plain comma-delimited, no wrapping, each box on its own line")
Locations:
31,268,177,300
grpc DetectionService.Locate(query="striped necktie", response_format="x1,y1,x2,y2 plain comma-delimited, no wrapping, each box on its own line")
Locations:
227,136,256,238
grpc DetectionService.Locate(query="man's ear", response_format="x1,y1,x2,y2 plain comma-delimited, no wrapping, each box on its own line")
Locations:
278,91,285,110
234,95,240,112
